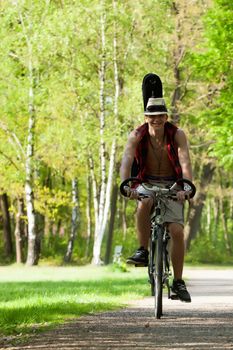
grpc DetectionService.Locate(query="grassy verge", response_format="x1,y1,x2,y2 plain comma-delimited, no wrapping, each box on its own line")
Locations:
0,265,148,337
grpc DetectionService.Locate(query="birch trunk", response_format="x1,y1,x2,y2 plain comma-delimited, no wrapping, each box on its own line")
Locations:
99,142,116,240
89,154,99,245
25,46,37,266
92,0,120,264
99,0,119,241
64,178,79,263
17,5,38,266
85,174,92,258
92,1,106,265
14,197,25,263
98,0,106,231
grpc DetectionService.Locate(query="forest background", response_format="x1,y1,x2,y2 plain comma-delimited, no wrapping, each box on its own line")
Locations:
0,0,232,267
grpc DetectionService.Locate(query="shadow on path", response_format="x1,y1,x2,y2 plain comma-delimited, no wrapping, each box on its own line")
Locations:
1,269,233,350
1,307,232,350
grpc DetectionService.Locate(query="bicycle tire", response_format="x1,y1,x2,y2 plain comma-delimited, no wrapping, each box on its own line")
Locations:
163,238,171,299
154,225,163,319
148,238,155,296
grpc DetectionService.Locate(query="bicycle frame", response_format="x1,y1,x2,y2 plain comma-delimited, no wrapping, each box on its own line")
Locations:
148,196,172,318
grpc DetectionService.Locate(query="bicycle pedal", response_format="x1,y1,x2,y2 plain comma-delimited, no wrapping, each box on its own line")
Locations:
170,294,179,300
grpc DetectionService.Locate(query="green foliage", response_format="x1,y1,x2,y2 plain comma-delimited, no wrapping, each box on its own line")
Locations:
186,188,233,265
186,235,233,265
35,185,71,220
187,0,233,169
0,0,232,266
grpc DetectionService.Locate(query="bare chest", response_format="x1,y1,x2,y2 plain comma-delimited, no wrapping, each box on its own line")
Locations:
145,137,175,177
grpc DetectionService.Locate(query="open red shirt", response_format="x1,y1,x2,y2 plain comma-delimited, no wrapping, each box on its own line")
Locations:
134,122,183,181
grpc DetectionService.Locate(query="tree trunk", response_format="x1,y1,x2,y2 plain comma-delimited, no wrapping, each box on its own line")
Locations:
35,212,45,262
64,178,79,263
97,139,117,252
44,217,52,237
170,1,184,125
92,1,107,265
25,67,37,265
219,195,231,254
0,193,13,259
212,197,219,242
171,60,182,125
18,8,38,266
120,197,127,240
85,174,92,258
92,1,120,265
185,163,215,250
97,0,107,247
104,183,118,265
99,1,119,241
14,197,25,263
89,154,99,256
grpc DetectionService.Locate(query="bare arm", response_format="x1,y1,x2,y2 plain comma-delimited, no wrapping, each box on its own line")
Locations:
175,129,193,181
120,130,139,181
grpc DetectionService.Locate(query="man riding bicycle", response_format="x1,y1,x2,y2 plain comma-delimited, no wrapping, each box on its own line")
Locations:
120,92,193,303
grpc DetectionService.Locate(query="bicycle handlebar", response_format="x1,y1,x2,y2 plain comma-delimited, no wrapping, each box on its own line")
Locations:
120,177,196,199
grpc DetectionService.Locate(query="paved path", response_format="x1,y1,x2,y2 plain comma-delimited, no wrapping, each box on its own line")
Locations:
1,268,233,350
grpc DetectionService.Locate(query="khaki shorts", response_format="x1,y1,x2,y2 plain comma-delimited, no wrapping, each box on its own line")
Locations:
136,182,184,227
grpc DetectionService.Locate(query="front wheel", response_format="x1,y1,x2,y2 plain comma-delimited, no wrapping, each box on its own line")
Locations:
148,238,155,296
154,225,163,319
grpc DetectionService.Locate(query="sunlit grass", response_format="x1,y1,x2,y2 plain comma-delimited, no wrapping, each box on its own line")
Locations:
0,265,149,336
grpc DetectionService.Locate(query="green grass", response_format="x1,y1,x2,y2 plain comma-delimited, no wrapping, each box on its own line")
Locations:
0,265,149,337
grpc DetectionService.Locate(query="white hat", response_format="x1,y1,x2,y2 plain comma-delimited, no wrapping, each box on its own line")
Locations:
144,97,168,115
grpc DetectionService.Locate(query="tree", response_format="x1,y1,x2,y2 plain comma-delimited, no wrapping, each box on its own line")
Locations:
0,193,13,259
0,0,231,265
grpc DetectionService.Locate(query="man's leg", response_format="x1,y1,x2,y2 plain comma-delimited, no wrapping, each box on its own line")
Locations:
168,222,191,302
126,197,153,265
167,222,185,280
136,198,153,249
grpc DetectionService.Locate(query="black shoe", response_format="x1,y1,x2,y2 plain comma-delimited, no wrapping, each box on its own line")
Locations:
126,247,149,266
171,279,191,303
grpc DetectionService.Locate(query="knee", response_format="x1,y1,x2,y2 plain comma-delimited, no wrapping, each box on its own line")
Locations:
169,223,184,241
137,197,154,212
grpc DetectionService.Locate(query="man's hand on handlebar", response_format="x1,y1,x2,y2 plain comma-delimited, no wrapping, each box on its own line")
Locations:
120,177,196,202
123,186,139,200
176,190,187,203
176,190,194,205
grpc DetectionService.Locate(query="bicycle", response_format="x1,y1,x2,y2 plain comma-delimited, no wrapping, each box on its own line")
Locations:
120,177,196,319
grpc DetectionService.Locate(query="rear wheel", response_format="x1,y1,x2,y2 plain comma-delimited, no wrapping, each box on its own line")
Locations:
154,225,163,319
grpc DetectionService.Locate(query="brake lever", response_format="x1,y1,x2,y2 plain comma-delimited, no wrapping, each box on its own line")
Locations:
169,194,190,201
